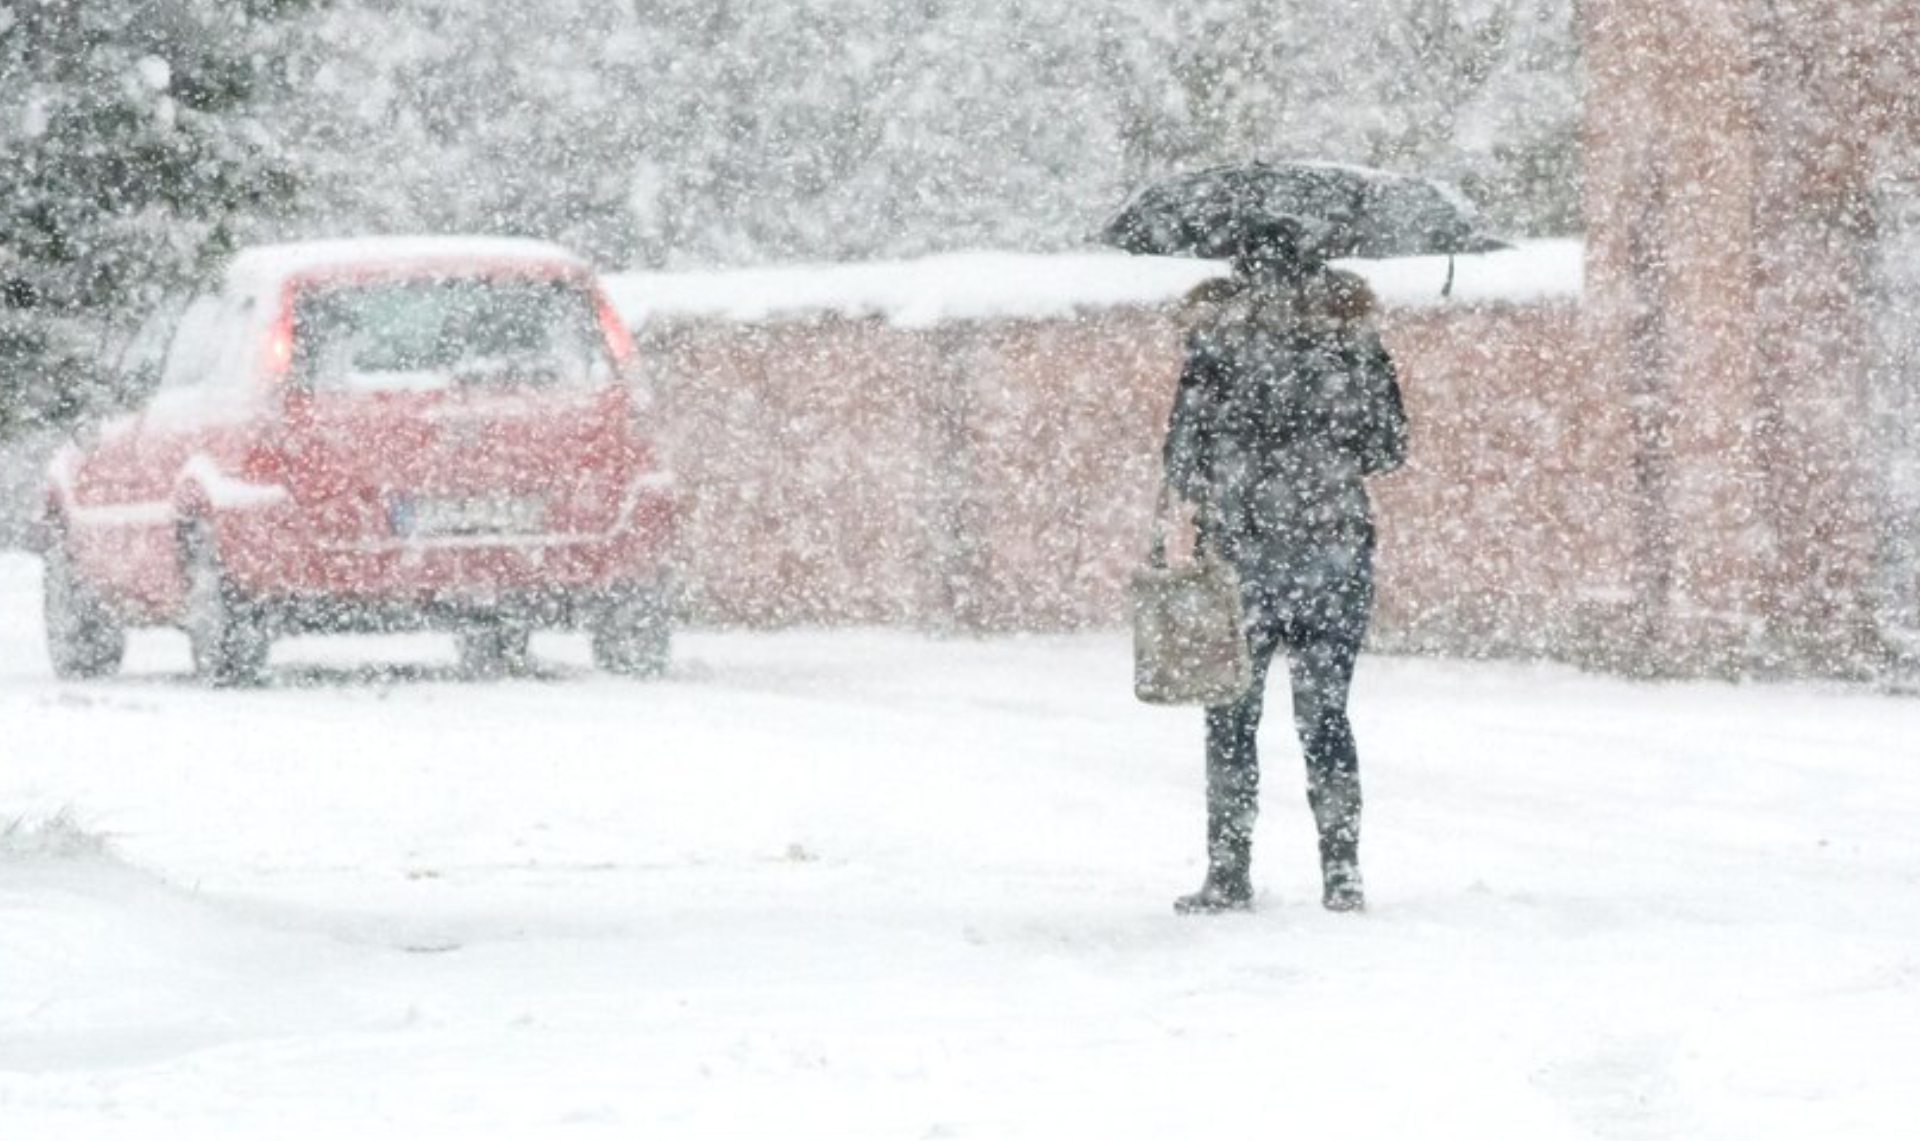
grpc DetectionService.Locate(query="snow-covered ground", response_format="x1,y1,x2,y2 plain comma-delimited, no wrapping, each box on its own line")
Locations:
2,549,1917,1140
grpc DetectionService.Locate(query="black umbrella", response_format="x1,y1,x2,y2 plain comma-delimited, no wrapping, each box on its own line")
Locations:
1099,160,1507,264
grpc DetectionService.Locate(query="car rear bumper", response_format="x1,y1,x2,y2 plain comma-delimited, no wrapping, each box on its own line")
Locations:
262,574,676,636
220,473,676,605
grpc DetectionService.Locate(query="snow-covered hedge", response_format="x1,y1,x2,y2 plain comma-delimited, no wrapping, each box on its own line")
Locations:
603,240,1582,331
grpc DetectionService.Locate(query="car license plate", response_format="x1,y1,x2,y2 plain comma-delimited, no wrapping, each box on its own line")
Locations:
391,494,546,538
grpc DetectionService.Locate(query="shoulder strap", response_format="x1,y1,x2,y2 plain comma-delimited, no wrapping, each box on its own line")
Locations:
1148,481,1172,569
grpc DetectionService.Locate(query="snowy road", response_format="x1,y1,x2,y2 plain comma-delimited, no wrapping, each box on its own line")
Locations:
3,549,1918,1139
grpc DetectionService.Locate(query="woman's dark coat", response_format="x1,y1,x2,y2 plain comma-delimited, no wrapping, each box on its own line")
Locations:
1162,268,1407,631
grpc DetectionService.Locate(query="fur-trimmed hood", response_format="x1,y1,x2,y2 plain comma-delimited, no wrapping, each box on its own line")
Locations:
1180,267,1377,329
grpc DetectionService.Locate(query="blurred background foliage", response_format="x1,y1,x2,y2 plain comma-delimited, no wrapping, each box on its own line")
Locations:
1,0,1578,435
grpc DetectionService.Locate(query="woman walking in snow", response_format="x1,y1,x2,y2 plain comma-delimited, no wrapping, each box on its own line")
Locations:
1163,217,1408,914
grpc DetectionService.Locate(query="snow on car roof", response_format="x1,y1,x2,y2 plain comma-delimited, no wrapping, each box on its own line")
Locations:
602,239,1582,330
224,236,588,291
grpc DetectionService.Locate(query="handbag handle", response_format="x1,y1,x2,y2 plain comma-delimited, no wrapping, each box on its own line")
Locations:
1148,481,1172,569
1149,480,1216,569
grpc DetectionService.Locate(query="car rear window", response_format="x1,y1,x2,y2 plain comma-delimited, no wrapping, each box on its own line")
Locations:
292,275,612,393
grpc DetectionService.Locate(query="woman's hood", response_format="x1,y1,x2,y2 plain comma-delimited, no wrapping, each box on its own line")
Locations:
1183,266,1378,331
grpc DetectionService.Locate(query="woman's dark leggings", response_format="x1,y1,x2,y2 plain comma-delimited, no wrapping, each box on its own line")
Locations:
1203,580,1368,878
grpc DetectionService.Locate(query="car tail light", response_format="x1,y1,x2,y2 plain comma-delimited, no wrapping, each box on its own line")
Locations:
596,293,657,414
261,288,296,382
596,295,635,367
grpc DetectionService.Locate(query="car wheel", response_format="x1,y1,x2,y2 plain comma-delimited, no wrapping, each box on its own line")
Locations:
43,534,127,680
180,527,270,688
457,623,533,679
590,590,671,677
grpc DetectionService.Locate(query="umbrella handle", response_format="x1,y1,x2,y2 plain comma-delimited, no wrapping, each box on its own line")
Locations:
1443,253,1456,298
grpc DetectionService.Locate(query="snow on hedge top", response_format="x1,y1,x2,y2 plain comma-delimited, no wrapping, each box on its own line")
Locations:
226,236,587,289
604,251,1223,331
1352,239,1583,310
603,239,1581,330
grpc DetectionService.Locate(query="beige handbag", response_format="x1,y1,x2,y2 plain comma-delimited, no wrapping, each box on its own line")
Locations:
1131,486,1254,706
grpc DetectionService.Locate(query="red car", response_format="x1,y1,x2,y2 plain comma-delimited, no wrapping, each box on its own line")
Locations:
40,236,676,684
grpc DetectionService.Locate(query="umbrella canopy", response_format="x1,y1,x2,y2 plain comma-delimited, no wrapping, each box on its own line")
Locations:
1099,160,1507,263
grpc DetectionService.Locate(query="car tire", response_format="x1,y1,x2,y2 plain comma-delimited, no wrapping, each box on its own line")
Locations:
457,623,533,680
43,533,127,680
590,590,671,677
180,526,270,688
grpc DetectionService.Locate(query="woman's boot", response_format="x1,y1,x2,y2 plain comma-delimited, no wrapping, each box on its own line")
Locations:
1179,679,1264,914
1311,776,1364,912
1319,835,1364,912
1174,844,1253,913
1175,801,1255,914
